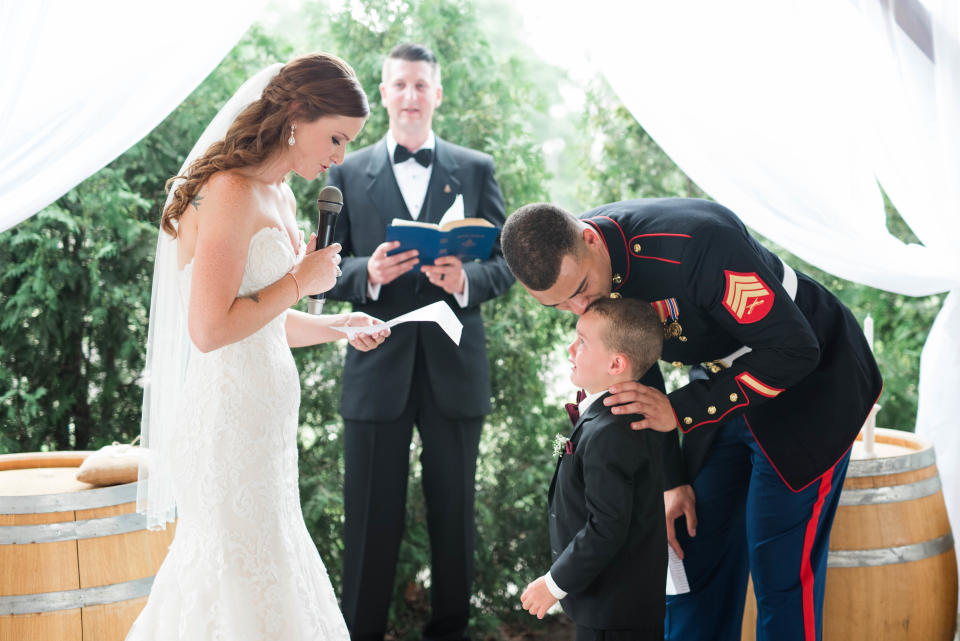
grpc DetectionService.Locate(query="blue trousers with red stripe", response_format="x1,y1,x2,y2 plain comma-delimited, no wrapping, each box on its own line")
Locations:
664,416,850,641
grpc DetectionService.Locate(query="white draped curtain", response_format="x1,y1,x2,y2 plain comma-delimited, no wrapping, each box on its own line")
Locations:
4,0,959,594
581,0,960,580
0,0,267,233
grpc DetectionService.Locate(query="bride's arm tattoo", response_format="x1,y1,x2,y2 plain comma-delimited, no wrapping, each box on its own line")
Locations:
245,293,261,303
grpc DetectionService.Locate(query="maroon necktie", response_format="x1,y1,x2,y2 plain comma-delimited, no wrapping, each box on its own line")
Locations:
564,389,587,426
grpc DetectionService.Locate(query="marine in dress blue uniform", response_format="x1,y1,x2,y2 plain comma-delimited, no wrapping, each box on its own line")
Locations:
504,198,883,641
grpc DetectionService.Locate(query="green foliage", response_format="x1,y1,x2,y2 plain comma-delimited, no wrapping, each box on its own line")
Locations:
577,78,942,431
580,78,706,204
0,170,155,452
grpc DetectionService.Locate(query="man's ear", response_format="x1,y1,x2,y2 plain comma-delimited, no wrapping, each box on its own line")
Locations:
609,353,629,377
582,225,602,248
434,84,443,109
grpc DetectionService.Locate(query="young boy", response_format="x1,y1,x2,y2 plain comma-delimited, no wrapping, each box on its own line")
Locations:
521,297,667,641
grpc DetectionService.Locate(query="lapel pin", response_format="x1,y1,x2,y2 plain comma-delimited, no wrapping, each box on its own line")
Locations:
444,184,451,193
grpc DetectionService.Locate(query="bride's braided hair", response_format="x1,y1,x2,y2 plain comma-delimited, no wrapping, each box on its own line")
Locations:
161,53,369,237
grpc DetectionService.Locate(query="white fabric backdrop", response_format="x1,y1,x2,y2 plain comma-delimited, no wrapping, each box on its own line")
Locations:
4,0,959,594
580,0,960,583
0,0,267,233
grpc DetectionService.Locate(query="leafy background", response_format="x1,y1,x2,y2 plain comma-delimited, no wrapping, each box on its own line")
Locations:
0,0,940,638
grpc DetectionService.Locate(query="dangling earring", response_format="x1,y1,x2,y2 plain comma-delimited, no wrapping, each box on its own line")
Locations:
288,123,296,147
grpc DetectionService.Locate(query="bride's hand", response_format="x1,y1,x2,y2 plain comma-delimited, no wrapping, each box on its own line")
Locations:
343,312,390,352
292,234,342,296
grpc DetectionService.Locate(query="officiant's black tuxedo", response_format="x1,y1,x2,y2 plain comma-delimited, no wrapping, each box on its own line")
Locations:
548,393,666,637
325,135,513,640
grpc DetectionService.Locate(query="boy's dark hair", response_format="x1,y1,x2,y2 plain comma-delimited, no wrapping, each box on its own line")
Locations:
584,298,663,379
383,43,440,82
501,203,583,290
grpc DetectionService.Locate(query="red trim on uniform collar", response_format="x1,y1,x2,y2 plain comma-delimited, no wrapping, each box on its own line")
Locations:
585,216,629,291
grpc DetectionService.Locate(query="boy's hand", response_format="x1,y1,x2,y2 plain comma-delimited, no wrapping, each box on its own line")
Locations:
520,576,558,619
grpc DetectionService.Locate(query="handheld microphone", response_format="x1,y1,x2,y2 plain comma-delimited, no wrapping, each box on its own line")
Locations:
308,185,344,314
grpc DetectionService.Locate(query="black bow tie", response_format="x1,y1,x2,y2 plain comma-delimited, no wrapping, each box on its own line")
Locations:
393,144,433,167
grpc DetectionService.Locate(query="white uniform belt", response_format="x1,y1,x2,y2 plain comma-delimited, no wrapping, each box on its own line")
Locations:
712,258,797,368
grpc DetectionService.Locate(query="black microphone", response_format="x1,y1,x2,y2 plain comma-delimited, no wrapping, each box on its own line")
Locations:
308,185,343,314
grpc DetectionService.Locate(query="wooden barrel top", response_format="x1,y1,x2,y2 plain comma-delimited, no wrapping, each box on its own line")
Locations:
0,452,136,514
0,467,94,496
848,428,935,477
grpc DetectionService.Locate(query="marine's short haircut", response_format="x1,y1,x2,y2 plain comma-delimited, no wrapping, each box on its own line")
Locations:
501,203,584,291
584,297,663,380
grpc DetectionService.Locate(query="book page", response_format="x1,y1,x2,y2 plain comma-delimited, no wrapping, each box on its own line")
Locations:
390,218,439,230
439,217,494,231
437,194,464,228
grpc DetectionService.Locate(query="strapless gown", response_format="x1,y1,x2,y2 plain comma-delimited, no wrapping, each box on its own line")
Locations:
127,226,348,640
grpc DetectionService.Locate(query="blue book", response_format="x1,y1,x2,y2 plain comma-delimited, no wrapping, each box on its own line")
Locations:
386,217,498,269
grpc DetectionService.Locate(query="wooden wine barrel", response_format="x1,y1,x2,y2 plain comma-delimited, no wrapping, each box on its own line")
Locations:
0,451,176,641
742,428,957,640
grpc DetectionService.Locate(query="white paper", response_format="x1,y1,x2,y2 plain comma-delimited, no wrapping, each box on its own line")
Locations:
665,545,690,595
332,301,462,345
437,194,464,227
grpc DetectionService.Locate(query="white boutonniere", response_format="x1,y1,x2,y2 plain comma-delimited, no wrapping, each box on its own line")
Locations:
553,433,571,457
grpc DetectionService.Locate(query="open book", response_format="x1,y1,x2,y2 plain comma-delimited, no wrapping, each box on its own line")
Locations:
386,217,498,268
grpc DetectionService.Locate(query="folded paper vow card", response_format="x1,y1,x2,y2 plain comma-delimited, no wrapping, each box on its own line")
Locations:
332,301,463,345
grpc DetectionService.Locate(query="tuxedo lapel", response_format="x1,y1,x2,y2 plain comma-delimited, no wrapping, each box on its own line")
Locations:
421,138,461,223
548,396,609,503
364,138,409,226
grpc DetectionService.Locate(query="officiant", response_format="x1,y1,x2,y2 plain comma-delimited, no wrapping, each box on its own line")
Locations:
324,43,514,641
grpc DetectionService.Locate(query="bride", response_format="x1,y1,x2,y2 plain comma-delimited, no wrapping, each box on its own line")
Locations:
129,53,388,640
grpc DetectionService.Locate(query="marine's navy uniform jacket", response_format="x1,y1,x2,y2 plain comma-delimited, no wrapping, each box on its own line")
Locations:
582,199,883,492
548,393,666,632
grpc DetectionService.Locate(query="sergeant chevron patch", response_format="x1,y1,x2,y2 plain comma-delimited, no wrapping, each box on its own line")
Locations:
723,270,774,323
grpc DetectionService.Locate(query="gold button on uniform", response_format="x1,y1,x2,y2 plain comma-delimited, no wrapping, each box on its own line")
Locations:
707,406,717,415
672,361,684,368
683,417,693,425
633,243,642,253
729,393,738,402
612,273,623,284
609,292,622,299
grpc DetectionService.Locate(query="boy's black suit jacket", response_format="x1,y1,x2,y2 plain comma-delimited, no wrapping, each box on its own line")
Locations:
548,393,667,631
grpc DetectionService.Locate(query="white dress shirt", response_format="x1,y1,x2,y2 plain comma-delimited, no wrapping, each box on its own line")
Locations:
367,130,469,307
386,129,434,220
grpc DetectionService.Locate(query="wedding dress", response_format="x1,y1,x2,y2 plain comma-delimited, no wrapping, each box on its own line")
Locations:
127,226,349,640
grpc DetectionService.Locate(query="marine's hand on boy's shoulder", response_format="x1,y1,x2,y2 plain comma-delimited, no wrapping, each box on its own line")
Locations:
520,575,558,619
604,381,679,432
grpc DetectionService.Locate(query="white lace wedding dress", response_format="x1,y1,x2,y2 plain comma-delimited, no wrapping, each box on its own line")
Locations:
127,226,349,640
